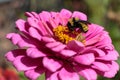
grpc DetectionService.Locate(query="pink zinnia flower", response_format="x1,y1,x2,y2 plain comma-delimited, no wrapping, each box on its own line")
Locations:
5,9,119,80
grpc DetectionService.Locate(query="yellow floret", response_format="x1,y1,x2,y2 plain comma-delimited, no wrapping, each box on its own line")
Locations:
53,25,86,44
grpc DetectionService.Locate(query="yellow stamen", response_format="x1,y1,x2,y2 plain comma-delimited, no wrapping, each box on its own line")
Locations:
53,25,74,44
53,25,86,44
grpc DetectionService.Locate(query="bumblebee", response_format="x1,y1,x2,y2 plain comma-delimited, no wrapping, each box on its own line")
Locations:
67,17,91,33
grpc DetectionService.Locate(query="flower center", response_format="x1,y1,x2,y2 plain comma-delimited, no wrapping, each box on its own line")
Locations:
53,25,86,44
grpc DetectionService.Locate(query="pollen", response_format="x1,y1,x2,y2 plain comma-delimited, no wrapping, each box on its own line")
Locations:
53,25,86,44
53,25,74,44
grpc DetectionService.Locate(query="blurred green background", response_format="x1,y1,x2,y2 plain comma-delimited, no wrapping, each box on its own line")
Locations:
0,0,120,80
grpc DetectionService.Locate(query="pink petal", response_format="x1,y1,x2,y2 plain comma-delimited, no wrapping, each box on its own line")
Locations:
46,42,61,48
49,18,57,28
51,11,68,26
25,70,40,80
60,50,77,57
67,40,84,52
91,48,106,57
6,33,35,48
41,36,55,43
96,44,113,50
85,24,104,40
74,53,95,65
51,44,66,52
59,68,79,80
104,61,119,78
104,44,114,50
5,49,26,62
13,56,41,71
27,17,39,28
46,42,66,52
51,12,58,18
6,33,21,45
60,9,72,25
29,27,41,40
95,32,112,48
15,19,28,33
59,15,68,26
27,17,48,35
85,34,101,46
50,12,61,27
98,33,112,45
43,57,62,72
27,17,48,36
25,12,36,17
38,21,49,35
92,61,110,72
58,14,68,26
74,66,97,80
96,50,119,61
46,72,59,80
85,24,97,38
111,61,119,71
41,21,54,36
60,9,72,19
79,68,97,80
114,50,119,57
31,12,39,19
25,67,45,80
39,11,51,22
72,11,87,20
26,48,46,58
